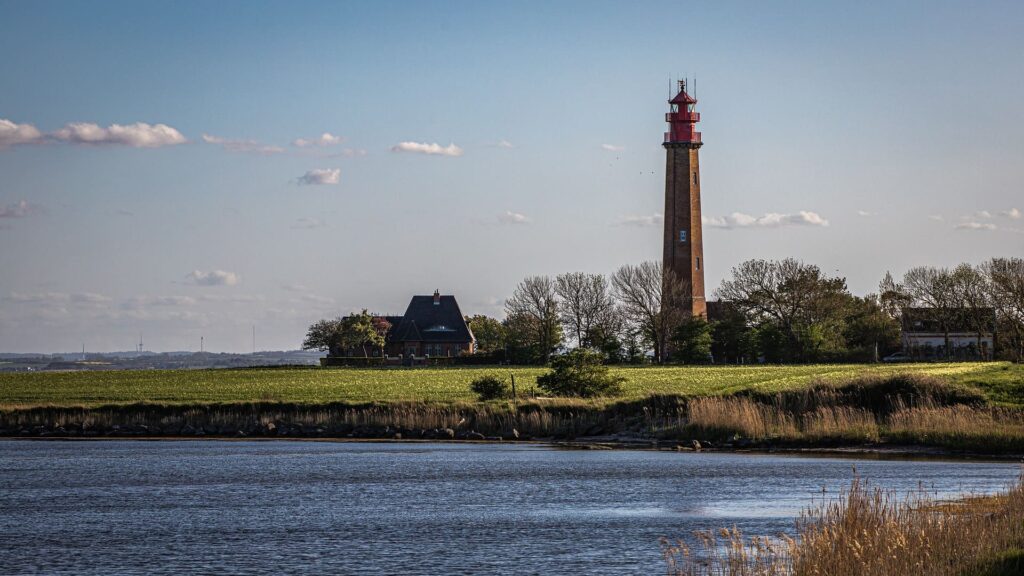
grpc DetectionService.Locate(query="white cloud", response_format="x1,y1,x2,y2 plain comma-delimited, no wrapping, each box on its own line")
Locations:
70,292,112,304
6,292,110,305
0,200,37,219
619,213,664,227
390,141,464,157
496,139,515,149
53,122,186,147
187,270,240,286
293,132,343,147
955,221,998,231
702,211,829,229
1001,208,1021,220
0,119,43,148
856,210,872,217
498,211,531,225
114,208,135,217
125,295,197,308
297,168,340,185
976,210,994,219
601,144,625,152
928,215,945,222
281,283,308,292
202,134,284,155
291,217,326,229
333,148,367,157
298,293,335,305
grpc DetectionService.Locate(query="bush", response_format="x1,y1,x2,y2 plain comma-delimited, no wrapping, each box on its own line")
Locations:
536,349,625,398
470,375,510,401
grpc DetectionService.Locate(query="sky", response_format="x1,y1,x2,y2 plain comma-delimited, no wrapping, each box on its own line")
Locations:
1,0,1023,353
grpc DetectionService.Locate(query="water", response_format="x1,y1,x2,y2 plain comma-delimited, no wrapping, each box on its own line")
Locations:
0,440,1019,575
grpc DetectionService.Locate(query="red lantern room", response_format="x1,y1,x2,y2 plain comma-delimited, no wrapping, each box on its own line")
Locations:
664,80,701,145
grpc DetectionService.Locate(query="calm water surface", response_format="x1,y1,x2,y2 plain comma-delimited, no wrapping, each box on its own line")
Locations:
0,440,1020,575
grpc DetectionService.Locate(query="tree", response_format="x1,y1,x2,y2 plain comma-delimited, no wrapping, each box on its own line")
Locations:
709,303,755,364
341,310,388,357
302,317,346,355
465,315,507,354
505,276,562,363
844,295,901,361
717,259,849,362
878,271,913,320
983,257,1024,361
670,316,712,364
903,266,957,358
302,311,389,357
555,272,616,349
536,349,624,398
611,261,688,363
951,263,993,359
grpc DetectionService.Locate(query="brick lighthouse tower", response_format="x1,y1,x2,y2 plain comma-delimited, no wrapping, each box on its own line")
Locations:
663,79,706,318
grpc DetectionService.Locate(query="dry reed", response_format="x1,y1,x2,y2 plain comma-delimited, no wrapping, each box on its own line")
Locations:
662,475,1024,576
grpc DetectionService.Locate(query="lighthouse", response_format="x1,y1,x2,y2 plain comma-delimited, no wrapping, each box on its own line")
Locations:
663,79,706,318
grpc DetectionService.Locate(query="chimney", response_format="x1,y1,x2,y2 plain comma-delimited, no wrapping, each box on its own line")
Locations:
433,289,440,305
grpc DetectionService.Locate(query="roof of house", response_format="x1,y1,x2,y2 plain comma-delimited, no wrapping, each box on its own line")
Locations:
391,294,474,343
901,307,996,334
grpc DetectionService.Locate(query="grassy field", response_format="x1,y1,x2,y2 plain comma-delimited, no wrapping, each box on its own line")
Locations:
0,362,1020,409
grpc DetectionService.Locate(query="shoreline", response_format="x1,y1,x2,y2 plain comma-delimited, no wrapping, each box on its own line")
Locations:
6,434,1022,463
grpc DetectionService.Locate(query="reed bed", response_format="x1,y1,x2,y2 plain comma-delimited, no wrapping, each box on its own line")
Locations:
662,475,1024,576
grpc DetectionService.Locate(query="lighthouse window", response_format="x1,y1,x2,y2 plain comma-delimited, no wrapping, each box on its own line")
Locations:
696,257,701,270
693,172,699,185
679,230,687,243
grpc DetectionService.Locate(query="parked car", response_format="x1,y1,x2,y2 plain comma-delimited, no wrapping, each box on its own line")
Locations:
882,352,912,363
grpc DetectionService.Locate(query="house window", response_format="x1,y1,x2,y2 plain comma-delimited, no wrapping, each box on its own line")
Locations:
679,230,687,243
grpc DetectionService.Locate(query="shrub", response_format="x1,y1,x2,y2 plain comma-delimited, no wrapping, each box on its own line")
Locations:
470,375,509,401
536,349,625,398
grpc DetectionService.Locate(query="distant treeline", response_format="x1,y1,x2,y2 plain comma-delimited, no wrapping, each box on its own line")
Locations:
303,257,1024,365
464,257,1024,365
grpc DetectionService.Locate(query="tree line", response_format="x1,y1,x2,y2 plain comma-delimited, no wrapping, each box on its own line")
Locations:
467,257,1024,364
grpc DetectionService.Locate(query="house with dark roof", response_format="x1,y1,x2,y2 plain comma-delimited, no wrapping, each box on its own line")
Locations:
335,291,475,359
386,291,475,357
900,307,996,360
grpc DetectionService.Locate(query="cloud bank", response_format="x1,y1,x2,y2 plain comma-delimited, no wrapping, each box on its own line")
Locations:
293,133,342,147
703,211,829,229
0,200,37,219
390,141,463,157
619,213,664,227
53,122,186,147
187,270,240,286
202,134,284,155
498,211,531,225
0,119,43,148
297,168,340,185
955,221,998,231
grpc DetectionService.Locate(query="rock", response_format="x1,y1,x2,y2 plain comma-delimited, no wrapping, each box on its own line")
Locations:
263,422,277,435
466,432,486,441
441,427,455,439
691,440,702,451
392,432,402,440
180,424,197,436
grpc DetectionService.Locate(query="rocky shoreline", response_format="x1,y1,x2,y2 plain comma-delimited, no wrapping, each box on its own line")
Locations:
5,421,1022,462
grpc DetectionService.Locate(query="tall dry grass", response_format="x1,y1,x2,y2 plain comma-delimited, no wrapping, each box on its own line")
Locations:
662,475,1024,576
674,374,1024,452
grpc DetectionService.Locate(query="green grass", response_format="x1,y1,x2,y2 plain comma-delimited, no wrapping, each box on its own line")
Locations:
0,362,1019,409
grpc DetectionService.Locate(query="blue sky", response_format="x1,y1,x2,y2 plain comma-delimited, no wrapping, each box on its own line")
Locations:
1,1,1022,352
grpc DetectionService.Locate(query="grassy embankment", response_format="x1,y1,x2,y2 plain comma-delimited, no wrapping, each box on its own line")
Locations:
1,363,1022,452
661,475,1024,576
